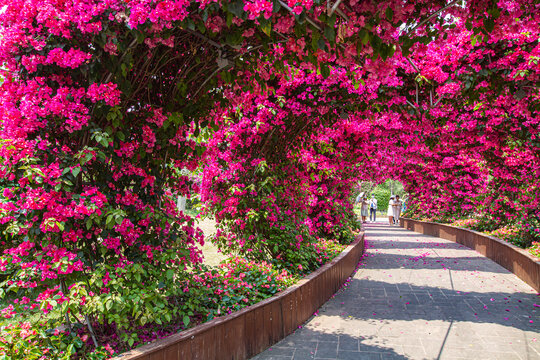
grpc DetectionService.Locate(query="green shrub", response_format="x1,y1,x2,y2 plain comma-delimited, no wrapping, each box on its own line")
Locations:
371,188,391,212
0,322,113,360
192,257,294,320
485,225,528,247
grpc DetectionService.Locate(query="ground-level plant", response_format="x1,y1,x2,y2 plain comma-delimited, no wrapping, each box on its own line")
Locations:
0,232,350,358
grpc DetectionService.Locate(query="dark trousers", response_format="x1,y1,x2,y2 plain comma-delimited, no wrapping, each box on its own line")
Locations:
370,208,376,221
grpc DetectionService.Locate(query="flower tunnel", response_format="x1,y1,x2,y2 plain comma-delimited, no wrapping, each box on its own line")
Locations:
0,0,538,357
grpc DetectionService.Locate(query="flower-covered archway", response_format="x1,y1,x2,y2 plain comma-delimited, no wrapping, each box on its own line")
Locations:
0,0,538,357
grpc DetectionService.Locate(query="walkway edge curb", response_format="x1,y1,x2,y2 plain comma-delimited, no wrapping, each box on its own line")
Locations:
400,218,540,292
113,232,366,360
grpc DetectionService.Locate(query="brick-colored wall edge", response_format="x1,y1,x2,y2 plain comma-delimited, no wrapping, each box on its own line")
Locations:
400,218,540,292
113,232,365,360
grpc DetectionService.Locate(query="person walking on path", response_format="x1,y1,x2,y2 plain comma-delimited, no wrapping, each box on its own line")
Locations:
369,194,378,222
392,195,402,224
387,196,395,225
360,196,369,223
355,192,364,221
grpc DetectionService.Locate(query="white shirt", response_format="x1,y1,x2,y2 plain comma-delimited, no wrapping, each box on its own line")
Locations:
387,200,394,216
392,200,402,217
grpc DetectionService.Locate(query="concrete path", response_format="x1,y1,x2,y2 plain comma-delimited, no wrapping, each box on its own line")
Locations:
252,221,539,360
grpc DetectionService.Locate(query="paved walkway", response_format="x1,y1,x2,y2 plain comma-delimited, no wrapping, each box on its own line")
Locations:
253,221,539,360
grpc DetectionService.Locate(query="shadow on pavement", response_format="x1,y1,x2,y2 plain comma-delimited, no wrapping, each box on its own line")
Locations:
326,278,539,332
253,327,408,360
358,252,509,273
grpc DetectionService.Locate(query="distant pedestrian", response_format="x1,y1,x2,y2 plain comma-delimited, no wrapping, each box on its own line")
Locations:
369,194,378,222
361,196,369,223
387,196,395,225
393,195,402,224
355,192,364,221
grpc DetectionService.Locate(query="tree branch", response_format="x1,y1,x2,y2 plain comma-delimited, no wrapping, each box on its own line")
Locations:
407,0,461,35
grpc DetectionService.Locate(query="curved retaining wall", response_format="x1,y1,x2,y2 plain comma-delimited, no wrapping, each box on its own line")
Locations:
400,218,540,292
114,233,365,360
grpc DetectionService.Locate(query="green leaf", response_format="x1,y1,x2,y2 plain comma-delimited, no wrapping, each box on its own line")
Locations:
311,29,320,51
183,315,190,327
483,18,495,33
317,38,327,51
323,26,335,42
489,8,501,19
84,152,93,164
359,29,369,45
66,343,75,356
260,19,272,37
166,269,174,280
71,166,81,178
112,116,121,128
385,7,393,22
97,151,107,162
220,70,231,83
370,35,382,52
228,0,245,18
294,22,307,38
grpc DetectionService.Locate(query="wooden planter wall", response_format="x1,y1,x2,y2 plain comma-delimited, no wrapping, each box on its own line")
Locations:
400,218,540,292
114,233,365,360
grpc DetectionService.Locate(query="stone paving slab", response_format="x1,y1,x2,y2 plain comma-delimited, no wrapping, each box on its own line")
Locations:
252,221,539,360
